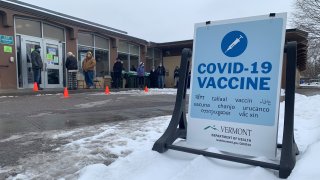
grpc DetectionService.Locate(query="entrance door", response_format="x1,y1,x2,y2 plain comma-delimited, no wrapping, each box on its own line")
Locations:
20,36,42,88
43,39,63,88
20,35,63,89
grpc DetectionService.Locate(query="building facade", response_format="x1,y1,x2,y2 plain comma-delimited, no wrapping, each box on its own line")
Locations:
0,0,308,89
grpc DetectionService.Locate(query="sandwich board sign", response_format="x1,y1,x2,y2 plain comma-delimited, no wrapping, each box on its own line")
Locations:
187,13,287,158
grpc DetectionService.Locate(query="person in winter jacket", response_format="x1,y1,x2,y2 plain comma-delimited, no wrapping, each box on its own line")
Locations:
31,45,43,90
137,62,145,88
66,52,78,90
149,66,157,88
113,57,123,88
156,63,166,88
82,51,96,88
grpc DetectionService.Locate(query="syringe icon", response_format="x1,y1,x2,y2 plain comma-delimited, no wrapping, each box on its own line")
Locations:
225,35,243,53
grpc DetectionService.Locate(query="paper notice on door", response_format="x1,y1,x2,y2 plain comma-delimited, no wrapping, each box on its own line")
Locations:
46,54,53,60
54,56,59,63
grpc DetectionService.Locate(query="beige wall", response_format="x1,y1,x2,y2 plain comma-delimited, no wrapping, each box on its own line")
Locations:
163,56,181,88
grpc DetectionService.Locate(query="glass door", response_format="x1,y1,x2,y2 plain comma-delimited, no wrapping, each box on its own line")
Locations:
20,36,63,89
20,36,42,88
43,39,63,88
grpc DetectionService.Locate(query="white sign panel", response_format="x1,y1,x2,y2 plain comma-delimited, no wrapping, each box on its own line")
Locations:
187,13,287,158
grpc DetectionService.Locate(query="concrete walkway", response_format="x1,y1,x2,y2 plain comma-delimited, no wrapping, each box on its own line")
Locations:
0,87,134,96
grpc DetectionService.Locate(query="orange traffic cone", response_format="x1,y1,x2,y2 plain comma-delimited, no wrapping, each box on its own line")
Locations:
33,82,38,92
144,86,149,93
63,87,69,98
105,85,110,95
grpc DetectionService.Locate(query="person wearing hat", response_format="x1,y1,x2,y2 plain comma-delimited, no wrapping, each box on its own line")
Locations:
31,45,43,90
137,61,145,88
82,51,96,89
65,52,78,90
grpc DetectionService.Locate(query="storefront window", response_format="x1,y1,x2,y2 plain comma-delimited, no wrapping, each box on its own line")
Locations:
117,53,128,71
130,55,139,71
117,41,140,72
77,35,110,76
43,24,65,42
78,46,94,73
95,36,109,50
130,44,139,55
15,18,41,37
118,41,129,53
78,32,93,46
95,49,109,77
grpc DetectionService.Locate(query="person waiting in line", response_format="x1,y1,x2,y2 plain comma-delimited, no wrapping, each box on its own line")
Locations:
65,52,78,90
113,57,123,88
174,66,180,88
156,63,166,88
130,65,137,71
149,66,157,88
82,51,96,89
137,62,145,89
31,45,43,90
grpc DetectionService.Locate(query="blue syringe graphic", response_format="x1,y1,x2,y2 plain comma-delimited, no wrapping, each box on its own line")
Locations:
224,35,243,53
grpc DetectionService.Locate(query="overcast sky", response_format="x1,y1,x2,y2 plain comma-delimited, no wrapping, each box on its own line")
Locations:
18,0,295,43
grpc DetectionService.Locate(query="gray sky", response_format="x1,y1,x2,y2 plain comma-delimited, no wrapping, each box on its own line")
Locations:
18,0,295,43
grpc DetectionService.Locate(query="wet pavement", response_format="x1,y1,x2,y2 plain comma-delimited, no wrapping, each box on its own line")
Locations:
0,90,177,168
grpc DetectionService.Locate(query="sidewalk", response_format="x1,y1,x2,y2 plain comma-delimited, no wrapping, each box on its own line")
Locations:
0,88,130,97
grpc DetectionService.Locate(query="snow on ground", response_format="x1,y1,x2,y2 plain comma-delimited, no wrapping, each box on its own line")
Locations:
2,91,320,180
90,88,182,96
300,82,320,87
77,93,320,180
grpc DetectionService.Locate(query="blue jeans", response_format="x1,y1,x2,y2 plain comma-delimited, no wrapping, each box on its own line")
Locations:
158,75,164,88
84,70,94,87
33,68,41,86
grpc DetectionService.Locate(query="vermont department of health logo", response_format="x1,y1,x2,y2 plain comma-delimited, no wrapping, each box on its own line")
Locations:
204,125,219,131
221,31,248,57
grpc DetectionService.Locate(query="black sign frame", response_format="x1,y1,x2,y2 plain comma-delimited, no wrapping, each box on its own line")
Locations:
152,42,299,179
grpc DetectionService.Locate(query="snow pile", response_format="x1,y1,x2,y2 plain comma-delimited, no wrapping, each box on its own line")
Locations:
78,94,320,180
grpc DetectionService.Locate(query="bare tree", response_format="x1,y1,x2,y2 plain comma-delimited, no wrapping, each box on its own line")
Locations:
292,0,320,38
292,0,320,78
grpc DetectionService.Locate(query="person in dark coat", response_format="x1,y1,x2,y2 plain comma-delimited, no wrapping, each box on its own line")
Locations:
149,66,157,88
156,63,166,88
65,52,78,90
31,45,43,90
113,57,123,88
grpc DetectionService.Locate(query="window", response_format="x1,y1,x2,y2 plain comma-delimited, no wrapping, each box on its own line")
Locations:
95,36,109,50
78,32,93,46
130,44,139,55
77,34,110,76
95,49,109,77
15,18,41,37
117,41,140,72
78,46,94,73
43,24,65,42
118,41,129,53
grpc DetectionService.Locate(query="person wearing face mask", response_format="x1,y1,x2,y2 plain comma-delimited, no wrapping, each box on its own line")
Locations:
31,45,44,90
82,51,96,89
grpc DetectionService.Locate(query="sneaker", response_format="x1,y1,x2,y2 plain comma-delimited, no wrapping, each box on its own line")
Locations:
89,86,95,89
38,88,44,90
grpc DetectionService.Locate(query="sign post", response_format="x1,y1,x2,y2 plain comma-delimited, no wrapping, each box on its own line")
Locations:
153,13,298,179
